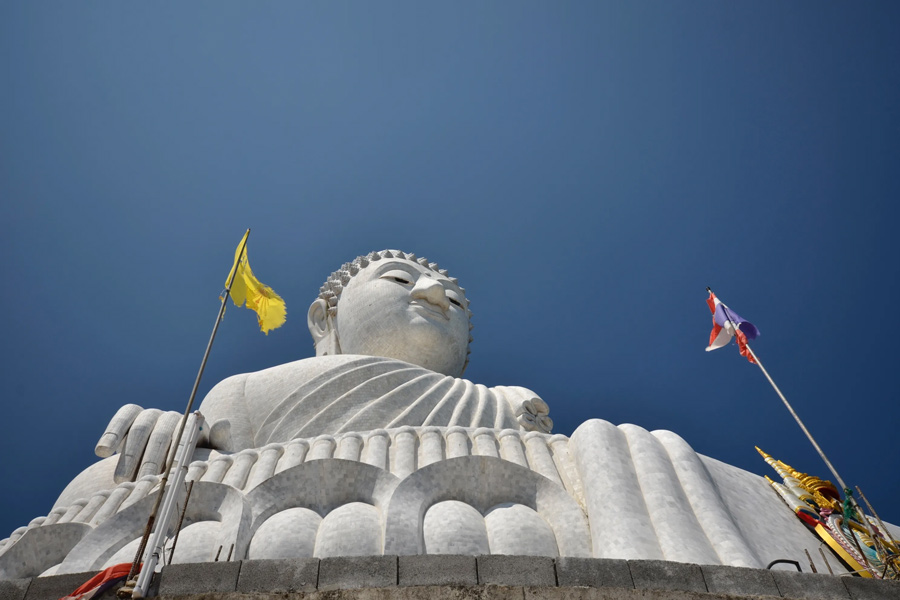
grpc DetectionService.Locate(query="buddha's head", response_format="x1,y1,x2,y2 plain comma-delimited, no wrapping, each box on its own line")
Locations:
307,250,473,377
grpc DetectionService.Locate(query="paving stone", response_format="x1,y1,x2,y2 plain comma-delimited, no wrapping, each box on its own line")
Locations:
470,584,528,600
525,588,598,600
842,575,900,600
319,555,398,590
771,569,851,599
158,560,241,595
236,557,319,593
701,564,779,597
476,555,556,587
399,555,477,586
554,557,633,589
627,560,707,594
381,586,525,600
524,588,715,600
0,578,29,600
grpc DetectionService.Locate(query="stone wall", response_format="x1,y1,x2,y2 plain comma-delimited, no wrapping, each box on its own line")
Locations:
1,555,896,600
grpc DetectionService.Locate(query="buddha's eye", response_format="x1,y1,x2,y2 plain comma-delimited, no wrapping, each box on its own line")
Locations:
381,271,413,285
449,297,463,308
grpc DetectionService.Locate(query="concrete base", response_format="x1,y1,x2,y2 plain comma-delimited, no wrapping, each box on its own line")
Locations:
147,590,765,600
9,555,899,600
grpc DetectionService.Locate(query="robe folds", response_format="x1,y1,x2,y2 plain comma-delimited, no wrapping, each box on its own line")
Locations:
198,355,552,450
9,355,884,581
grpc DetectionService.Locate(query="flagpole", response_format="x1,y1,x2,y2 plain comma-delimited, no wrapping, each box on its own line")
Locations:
120,230,251,597
708,287,880,558
742,343,849,491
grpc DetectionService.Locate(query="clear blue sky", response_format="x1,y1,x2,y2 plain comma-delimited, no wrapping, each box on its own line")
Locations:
2,2,898,541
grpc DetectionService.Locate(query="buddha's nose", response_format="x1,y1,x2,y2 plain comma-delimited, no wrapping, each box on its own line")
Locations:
411,276,450,311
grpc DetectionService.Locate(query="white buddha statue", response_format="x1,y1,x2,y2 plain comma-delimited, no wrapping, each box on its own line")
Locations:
0,250,861,580
80,250,551,489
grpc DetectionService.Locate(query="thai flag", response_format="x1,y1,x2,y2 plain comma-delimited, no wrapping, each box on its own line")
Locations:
706,291,760,363
60,563,133,600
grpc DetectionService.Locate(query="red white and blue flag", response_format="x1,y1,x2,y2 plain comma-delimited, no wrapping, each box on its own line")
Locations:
706,291,759,363
60,563,133,600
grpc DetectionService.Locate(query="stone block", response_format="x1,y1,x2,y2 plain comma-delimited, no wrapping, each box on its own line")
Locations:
376,586,525,600
0,578,29,600
318,555,398,590
555,557,633,589
236,557,319,593
157,560,240,595
23,571,105,600
627,560,707,594
399,555,477,586
524,589,644,600
842,575,900,600
771,569,851,599
473,585,530,600
476,555,556,587
701,564,779,597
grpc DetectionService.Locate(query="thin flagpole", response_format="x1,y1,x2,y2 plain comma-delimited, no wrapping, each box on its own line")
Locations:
856,486,899,549
741,343,848,491
708,287,880,560
122,230,251,591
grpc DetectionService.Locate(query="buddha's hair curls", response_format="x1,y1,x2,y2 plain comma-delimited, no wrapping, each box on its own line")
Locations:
318,250,474,365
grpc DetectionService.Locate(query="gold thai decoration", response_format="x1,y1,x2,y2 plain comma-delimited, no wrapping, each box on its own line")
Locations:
757,447,898,579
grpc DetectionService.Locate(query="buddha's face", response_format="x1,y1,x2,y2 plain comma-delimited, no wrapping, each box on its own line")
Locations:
312,258,470,377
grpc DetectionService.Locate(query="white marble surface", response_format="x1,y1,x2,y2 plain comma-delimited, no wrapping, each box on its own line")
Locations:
1,422,873,579
0,251,888,580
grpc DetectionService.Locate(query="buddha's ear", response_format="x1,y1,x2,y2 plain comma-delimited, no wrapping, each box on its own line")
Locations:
308,298,331,344
309,298,341,356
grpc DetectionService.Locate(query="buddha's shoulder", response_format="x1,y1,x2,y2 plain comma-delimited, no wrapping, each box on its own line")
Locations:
205,355,442,400
201,356,547,418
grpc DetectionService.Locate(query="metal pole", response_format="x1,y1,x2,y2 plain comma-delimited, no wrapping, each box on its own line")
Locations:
707,288,880,547
803,549,817,573
167,480,195,565
742,342,847,489
818,547,834,575
846,521,874,574
742,341,879,542
856,486,899,548
120,231,251,596
131,412,204,599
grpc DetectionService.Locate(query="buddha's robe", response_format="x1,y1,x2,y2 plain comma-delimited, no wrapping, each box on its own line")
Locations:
199,354,552,450
7,356,878,580
49,356,551,512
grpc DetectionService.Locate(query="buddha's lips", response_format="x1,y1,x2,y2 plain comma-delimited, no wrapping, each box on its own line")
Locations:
409,299,449,320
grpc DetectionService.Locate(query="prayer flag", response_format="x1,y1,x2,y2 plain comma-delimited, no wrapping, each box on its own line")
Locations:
60,563,133,600
705,291,759,363
224,230,287,334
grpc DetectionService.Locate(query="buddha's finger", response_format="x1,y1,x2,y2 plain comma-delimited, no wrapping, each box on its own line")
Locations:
537,415,553,434
530,397,550,416
114,408,162,483
95,404,144,458
136,411,181,479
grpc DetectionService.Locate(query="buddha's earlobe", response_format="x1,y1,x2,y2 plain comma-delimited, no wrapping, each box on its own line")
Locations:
308,298,340,356
308,298,330,342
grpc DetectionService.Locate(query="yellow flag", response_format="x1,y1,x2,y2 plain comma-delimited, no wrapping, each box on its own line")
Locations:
224,229,287,335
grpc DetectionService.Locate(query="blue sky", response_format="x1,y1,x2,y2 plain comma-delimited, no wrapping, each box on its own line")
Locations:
2,2,898,541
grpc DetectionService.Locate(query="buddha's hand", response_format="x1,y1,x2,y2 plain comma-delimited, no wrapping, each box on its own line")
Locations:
94,404,185,484
498,386,554,434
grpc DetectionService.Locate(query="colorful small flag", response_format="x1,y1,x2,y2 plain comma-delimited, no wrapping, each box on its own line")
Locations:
60,563,133,599
224,229,287,335
706,291,759,363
